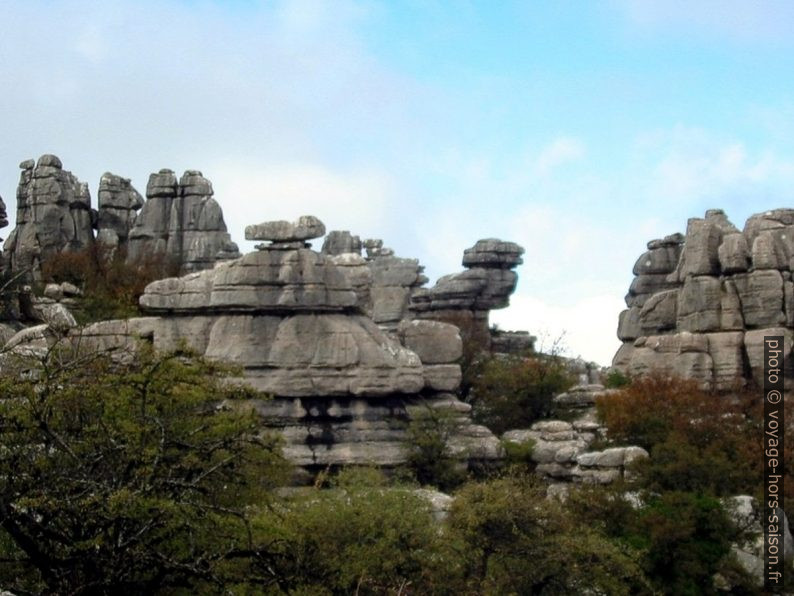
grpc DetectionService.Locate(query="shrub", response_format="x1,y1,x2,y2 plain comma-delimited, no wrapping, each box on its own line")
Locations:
466,352,574,434
40,243,179,322
0,342,287,594
251,468,460,594
445,475,650,594
405,402,468,491
596,374,763,497
605,368,631,388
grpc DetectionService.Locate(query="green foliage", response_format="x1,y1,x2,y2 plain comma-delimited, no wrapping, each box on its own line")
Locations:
465,352,575,434
500,437,536,471
596,374,762,497
40,244,179,322
404,402,467,491
0,342,287,594
627,492,737,595
250,468,459,595
604,368,631,388
445,474,651,595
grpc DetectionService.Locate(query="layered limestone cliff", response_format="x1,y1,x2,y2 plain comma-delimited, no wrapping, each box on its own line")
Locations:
614,208,794,389
69,216,502,476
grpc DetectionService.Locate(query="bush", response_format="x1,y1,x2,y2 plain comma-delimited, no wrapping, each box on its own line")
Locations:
465,352,574,434
0,342,287,594
40,243,179,322
596,374,763,497
251,468,460,594
605,368,631,388
445,475,650,594
405,402,468,491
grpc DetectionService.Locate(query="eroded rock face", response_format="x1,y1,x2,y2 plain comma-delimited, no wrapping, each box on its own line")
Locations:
57,217,501,476
96,172,144,250
127,169,240,273
410,238,524,350
3,155,94,278
614,208,794,389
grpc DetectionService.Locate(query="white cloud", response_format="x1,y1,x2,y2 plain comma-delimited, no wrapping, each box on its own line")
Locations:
209,160,398,252
618,0,794,43
534,137,586,175
491,292,625,366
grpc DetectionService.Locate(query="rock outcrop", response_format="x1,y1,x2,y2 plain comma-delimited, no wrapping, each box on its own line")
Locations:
410,239,524,349
95,172,144,250
66,216,501,477
614,209,794,389
3,155,94,278
126,169,240,273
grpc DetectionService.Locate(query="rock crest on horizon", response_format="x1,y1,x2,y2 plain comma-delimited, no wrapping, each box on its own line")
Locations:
614,208,794,389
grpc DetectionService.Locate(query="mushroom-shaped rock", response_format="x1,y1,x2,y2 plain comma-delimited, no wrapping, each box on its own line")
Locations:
246,215,326,243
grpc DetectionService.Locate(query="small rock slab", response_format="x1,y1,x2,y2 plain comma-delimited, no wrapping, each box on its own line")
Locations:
246,215,326,242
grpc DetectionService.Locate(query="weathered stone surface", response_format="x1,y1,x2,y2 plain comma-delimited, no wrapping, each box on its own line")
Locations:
245,215,326,243
321,230,362,255
462,238,524,268
0,194,7,232
96,172,144,249
707,331,746,390
422,364,462,392
127,169,239,273
367,256,427,328
614,208,794,389
617,307,642,341
668,217,724,281
732,270,785,328
490,329,535,354
639,289,678,332
140,249,358,314
397,319,462,364
744,328,794,388
3,155,94,277
676,276,722,332
718,233,750,273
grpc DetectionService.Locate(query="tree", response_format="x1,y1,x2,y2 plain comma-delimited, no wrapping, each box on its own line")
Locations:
445,475,651,595
0,341,287,594
464,351,574,434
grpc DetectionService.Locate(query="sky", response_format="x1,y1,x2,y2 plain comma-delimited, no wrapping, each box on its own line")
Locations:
1,0,794,365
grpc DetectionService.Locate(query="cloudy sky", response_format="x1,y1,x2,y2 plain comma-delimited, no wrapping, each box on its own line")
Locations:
2,0,794,364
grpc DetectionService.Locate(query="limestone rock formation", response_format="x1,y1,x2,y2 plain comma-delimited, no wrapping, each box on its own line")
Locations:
127,169,239,273
614,208,794,389
3,155,94,278
410,238,524,349
62,216,501,476
96,172,144,250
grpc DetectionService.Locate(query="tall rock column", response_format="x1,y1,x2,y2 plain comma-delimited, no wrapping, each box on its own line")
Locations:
410,239,524,350
96,172,144,251
3,155,94,278
126,169,239,273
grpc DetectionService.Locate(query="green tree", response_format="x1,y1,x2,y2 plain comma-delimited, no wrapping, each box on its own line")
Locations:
0,341,287,594
445,475,651,595
465,352,574,434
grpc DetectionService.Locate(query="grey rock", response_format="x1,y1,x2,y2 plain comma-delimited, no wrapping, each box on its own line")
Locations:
732,270,785,328
423,364,462,392
617,307,642,341
4,155,94,278
398,319,462,364
718,233,750,273
676,276,722,332
462,238,524,268
321,230,362,255
245,215,326,243
127,169,239,273
639,288,678,332
96,172,144,249
668,216,723,281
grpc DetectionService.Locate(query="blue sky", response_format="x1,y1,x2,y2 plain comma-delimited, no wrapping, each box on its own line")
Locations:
1,0,794,363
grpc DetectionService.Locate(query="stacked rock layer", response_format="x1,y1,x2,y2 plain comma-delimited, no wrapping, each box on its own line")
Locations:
75,216,501,475
614,208,794,389
127,169,240,273
3,155,94,277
